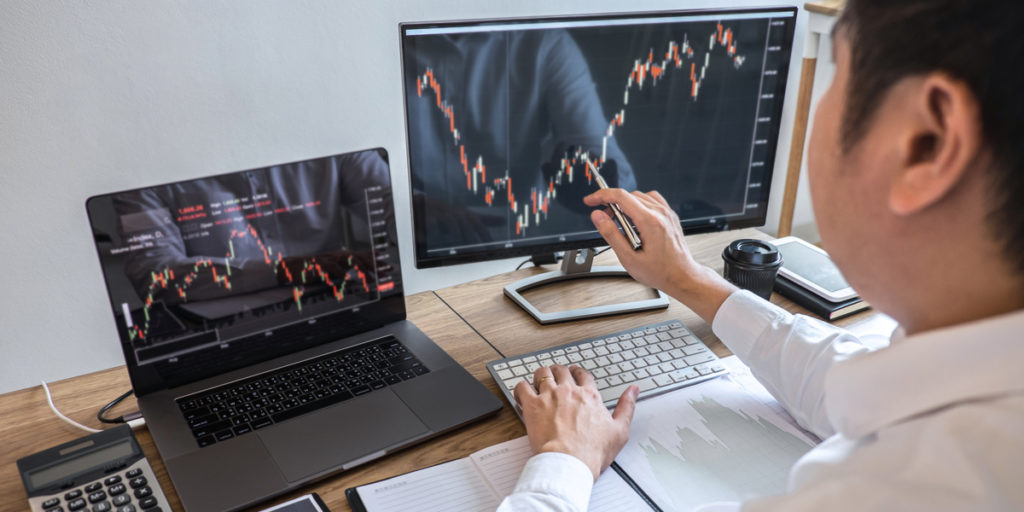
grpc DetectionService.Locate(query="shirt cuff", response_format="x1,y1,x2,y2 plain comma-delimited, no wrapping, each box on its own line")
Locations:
711,289,792,360
509,452,594,510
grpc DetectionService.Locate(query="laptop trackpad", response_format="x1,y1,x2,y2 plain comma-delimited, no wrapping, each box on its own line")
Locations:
259,391,429,482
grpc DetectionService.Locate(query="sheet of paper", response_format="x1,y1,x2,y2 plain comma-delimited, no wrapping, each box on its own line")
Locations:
355,458,499,512
614,359,819,512
472,436,654,511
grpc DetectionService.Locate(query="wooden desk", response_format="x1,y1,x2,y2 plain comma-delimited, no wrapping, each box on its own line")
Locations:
0,228,874,512
436,228,868,360
0,292,523,512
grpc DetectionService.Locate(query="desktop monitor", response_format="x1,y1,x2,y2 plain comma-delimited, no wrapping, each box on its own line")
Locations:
399,7,797,322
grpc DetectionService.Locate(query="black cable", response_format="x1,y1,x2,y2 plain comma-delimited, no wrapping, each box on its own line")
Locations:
97,389,137,424
595,246,612,256
515,258,532,270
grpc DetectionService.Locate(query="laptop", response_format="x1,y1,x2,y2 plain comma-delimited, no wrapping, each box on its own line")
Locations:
85,148,502,512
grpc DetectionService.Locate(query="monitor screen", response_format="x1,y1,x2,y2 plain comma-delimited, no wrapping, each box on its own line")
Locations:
86,148,405,394
400,7,797,267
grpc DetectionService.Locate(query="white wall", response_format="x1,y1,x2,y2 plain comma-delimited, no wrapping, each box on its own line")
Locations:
0,0,822,394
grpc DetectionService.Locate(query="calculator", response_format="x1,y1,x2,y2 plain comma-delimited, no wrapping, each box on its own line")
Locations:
17,424,172,512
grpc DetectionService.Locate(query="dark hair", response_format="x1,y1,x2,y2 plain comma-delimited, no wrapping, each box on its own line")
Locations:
837,0,1024,274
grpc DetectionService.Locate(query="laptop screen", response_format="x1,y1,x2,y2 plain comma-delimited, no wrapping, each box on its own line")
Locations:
86,148,405,395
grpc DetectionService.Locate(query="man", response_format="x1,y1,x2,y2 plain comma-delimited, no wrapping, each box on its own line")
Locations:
497,0,1024,510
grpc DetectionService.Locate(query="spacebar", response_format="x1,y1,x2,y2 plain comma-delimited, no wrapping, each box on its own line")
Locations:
271,391,354,423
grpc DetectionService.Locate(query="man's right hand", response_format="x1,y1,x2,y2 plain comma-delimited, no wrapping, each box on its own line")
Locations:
583,188,737,324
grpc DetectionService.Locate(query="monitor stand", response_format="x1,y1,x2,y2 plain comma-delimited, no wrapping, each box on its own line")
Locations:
504,248,669,324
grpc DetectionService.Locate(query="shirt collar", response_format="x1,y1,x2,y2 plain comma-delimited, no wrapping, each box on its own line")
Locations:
824,307,1024,439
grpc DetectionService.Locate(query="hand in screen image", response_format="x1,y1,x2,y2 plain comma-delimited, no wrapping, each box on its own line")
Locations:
407,29,637,246
108,150,393,346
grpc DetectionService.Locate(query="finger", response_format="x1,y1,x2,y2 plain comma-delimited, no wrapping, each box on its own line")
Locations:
534,366,556,391
550,364,573,385
646,190,671,208
513,380,535,405
583,188,650,221
569,365,595,387
630,190,661,208
590,210,634,256
611,385,640,425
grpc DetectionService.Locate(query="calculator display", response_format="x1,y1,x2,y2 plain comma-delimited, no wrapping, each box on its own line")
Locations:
28,440,134,489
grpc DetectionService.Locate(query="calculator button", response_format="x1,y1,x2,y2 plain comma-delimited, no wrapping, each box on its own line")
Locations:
108,483,126,496
134,486,152,499
117,505,136,512
138,497,158,509
86,483,103,493
43,498,60,508
66,490,83,500
125,469,142,479
45,507,63,512
104,476,122,486
128,477,147,489
68,498,87,510
93,502,112,512
196,435,216,447
112,494,131,506
89,491,107,503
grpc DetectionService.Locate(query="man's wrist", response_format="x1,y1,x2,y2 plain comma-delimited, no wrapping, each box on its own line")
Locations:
667,264,738,324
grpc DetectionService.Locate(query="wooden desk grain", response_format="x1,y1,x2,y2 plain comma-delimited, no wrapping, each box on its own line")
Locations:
0,291,523,512
435,228,872,359
805,0,844,16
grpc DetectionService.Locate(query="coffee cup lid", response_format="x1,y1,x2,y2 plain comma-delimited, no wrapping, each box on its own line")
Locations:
724,239,781,266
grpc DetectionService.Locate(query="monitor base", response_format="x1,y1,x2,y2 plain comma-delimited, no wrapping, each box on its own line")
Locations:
503,248,669,324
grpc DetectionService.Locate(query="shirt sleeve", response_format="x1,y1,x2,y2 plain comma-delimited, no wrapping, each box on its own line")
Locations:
496,452,594,512
712,290,870,439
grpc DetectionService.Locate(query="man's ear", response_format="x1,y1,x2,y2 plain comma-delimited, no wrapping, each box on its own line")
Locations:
889,74,982,215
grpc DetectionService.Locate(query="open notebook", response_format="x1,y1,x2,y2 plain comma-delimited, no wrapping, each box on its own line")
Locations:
346,435,654,511
348,354,837,511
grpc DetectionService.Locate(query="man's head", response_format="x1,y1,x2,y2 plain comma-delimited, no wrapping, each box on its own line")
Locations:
806,0,1024,331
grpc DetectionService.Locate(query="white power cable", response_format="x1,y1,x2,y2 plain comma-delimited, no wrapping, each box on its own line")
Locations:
41,380,102,434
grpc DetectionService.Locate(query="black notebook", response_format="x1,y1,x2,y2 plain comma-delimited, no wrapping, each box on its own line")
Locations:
774,275,869,321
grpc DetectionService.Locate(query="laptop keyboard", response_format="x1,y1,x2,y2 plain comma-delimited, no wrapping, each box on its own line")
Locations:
177,335,429,448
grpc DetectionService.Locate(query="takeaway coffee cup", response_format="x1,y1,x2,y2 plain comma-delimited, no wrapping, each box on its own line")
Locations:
721,239,783,299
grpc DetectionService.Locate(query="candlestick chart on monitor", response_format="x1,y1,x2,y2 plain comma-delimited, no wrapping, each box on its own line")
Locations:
93,167,398,365
402,10,795,265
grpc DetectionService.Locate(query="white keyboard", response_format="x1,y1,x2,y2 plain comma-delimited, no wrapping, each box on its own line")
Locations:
487,320,727,408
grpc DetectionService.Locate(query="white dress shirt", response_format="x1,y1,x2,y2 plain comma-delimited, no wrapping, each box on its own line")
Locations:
497,290,1024,511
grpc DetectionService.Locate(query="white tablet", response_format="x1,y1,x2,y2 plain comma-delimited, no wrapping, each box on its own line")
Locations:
774,236,858,302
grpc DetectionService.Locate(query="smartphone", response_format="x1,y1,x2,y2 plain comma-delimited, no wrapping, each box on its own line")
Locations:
257,493,330,512
774,236,858,302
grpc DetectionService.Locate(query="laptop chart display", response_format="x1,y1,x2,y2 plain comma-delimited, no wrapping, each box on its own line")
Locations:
87,149,405,393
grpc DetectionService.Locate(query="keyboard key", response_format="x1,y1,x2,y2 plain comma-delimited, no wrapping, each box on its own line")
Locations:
580,360,597,370
653,374,674,386
134,486,152,499
68,498,87,511
94,501,113,512
684,345,708,356
553,356,570,365
105,476,122,486
112,494,130,506
511,366,528,376
600,377,656,403
89,491,107,503
66,490,83,500
139,497,158,510
685,353,716,366
43,498,60,509
493,362,508,370
126,469,142,479
108,484,126,496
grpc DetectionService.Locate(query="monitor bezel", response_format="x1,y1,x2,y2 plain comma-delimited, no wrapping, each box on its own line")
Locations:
399,6,798,269
84,147,407,396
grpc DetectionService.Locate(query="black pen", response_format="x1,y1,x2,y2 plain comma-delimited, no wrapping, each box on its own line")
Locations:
590,164,642,250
